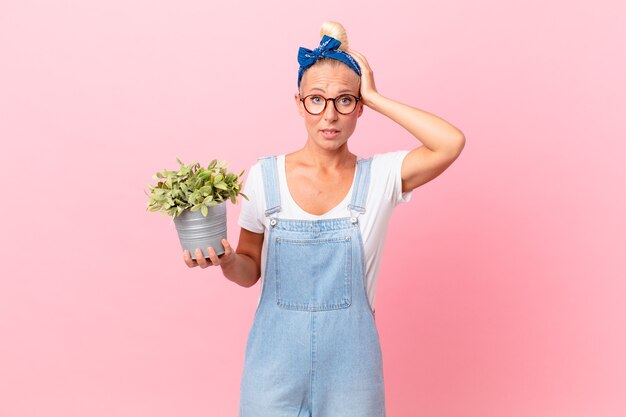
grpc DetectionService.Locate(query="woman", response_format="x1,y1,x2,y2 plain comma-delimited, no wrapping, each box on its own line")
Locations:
184,22,464,417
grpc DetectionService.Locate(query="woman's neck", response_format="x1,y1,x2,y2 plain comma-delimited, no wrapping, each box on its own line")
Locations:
291,141,355,169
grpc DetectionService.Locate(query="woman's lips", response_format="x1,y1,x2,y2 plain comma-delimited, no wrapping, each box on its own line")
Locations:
320,129,340,139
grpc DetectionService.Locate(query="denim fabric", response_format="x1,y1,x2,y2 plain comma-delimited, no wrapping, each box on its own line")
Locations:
239,156,385,417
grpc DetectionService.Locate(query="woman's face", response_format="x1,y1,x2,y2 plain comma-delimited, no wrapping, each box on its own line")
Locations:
294,62,363,152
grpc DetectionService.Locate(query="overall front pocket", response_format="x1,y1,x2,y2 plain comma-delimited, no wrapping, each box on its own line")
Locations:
274,235,352,311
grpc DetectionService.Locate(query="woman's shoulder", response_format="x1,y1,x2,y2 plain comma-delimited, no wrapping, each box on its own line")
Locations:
248,153,285,171
367,150,410,170
252,154,287,168
244,153,287,190
242,159,264,191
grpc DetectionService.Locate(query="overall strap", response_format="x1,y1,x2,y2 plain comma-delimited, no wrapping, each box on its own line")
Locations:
258,155,281,217
348,157,373,214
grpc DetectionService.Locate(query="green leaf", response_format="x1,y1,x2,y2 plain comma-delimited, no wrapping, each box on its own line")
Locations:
201,205,208,216
214,182,228,190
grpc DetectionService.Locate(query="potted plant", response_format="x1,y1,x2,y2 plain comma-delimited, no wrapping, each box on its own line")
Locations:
145,158,247,259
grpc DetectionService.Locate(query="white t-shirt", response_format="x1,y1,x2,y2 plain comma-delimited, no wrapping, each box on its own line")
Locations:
238,150,413,311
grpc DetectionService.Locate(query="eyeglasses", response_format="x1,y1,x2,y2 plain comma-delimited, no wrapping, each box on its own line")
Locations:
299,94,361,115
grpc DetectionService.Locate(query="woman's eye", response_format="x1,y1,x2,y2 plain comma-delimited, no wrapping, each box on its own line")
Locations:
310,96,323,104
339,96,353,105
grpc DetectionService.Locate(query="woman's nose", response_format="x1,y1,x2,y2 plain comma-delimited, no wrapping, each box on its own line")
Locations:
323,99,339,120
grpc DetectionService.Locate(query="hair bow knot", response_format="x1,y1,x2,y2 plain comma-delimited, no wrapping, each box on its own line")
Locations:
297,35,361,88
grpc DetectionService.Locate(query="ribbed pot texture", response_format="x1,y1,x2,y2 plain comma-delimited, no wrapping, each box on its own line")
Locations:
173,202,227,259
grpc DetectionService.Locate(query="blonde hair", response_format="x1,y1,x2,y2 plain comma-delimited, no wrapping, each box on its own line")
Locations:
312,21,354,71
319,21,350,51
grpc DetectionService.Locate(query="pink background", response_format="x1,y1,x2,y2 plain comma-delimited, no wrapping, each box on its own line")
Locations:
1,1,625,416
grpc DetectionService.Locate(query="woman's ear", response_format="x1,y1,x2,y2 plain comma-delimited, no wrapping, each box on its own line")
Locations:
294,92,305,118
357,101,364,118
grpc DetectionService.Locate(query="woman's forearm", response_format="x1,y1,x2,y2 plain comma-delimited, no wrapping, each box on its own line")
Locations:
220,253,261,288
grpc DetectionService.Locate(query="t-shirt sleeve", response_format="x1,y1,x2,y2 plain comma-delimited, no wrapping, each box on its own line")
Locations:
372,150,413,206
237,162,265,234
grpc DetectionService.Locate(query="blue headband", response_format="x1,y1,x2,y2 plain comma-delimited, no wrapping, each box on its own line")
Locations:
297,35,362,88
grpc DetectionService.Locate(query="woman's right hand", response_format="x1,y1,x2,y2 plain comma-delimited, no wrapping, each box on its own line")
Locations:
183,239,235,269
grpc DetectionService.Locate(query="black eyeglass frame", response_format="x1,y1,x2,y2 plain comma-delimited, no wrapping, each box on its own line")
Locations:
299,94,362,115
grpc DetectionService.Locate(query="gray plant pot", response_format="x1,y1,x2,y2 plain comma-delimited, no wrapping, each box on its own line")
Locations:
173,202,227,260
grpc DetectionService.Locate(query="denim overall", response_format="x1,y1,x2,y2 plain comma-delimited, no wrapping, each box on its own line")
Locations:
239,156,386,417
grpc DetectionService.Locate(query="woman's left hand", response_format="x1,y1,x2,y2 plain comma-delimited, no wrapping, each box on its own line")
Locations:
347,49,379,106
